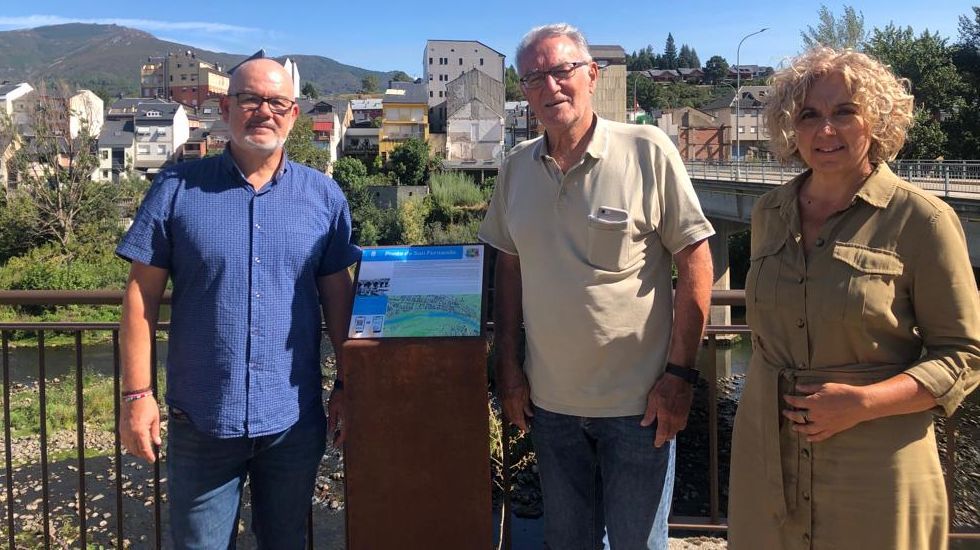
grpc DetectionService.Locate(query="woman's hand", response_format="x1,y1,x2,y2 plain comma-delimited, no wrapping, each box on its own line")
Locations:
783,382,871,442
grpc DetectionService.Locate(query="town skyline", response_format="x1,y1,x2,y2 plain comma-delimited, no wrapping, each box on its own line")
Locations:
0,1,970,77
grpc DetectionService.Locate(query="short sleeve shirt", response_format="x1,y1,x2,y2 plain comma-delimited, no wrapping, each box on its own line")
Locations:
117,148,361,437
479,116,715,417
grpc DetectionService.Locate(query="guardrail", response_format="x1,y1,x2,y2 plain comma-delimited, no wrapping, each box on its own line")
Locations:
685,160,980,197
0,290,975,548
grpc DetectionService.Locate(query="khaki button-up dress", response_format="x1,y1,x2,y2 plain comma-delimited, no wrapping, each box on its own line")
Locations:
729,164,980,550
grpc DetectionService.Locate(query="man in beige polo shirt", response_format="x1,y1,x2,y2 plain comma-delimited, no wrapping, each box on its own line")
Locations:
479,23,714,549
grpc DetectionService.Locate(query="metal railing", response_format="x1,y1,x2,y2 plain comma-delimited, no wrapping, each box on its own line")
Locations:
0,290,976,548
685,160,980,197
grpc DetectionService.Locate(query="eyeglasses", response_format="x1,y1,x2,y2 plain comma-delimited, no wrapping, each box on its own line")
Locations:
232,93,296,115
519,61,590,89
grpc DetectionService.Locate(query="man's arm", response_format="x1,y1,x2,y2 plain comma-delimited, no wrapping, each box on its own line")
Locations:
318,268,354,447
119,261,169,462
493,251,533,432
641,238,713,447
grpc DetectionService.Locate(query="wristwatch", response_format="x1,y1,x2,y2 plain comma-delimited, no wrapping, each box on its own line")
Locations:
665,362,700,384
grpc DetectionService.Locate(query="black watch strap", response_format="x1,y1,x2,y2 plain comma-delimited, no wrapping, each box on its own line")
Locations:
664,363,699,384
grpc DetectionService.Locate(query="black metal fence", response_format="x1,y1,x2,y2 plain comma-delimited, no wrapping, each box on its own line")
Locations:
0,290,976,548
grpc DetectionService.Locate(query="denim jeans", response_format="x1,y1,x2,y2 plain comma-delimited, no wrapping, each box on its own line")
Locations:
166,408,327,550
531,406,675,550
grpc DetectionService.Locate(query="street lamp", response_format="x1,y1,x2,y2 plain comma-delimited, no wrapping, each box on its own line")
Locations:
735,27,768,179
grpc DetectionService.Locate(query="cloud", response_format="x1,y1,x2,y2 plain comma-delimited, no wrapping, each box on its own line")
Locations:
0,15,256,35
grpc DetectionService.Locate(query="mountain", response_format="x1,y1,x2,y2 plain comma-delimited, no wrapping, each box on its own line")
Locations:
0,23,406,98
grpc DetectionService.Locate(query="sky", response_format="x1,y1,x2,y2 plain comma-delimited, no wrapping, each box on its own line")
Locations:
0,1,973,77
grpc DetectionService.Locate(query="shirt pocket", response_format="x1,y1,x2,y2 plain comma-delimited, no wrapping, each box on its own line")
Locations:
586,206,633,272
746,238,785,314
830,242,904,326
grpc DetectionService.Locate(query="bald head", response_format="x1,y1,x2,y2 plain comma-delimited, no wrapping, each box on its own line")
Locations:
230,58,294,97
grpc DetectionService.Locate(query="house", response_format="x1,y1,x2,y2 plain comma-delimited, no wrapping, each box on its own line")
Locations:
589,45,627,123
505,100,538,148
728,65,773,80
700,85,772,159
95,119,136,183
444,69,505,167
423,40,505,132
140,50,230,108
350,98,383,127
133,101,190,176
639,69,681,83
677,68,705,84
343,127,379,162
0,82,34,189
661,107,725,160
379,82,428,162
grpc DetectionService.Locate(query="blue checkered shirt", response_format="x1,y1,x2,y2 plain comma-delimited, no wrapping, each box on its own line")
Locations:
117,148,361,437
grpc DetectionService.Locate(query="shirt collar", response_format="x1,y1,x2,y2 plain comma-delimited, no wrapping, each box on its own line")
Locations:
220,144,290,188
770,162,898,215
533,113,606,161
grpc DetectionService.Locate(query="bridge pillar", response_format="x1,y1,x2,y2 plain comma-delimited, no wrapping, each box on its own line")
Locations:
707,219,742,328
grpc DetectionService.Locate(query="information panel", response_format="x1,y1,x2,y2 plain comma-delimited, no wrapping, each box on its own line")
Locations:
348,244,486,339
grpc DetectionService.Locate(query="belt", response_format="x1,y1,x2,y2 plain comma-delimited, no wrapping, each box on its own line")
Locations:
754,357,907,522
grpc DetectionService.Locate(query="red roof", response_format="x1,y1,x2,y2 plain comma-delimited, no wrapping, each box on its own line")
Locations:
313,121,333,132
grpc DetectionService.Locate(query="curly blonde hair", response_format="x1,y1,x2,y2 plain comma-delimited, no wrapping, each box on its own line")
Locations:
764,47,914,164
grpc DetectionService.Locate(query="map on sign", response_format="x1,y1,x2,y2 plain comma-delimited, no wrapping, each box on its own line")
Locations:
348,244,486,339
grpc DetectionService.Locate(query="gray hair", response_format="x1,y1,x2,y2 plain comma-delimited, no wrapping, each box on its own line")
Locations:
515,23,592,75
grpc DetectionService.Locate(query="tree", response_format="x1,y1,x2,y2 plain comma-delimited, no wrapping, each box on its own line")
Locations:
284,115,331,171
505,65,524,101
0,84,120,256
301,82,319,99
361,76,379,93
948,6,980,158
663,34,678,69
390,71,414,83
388,138,430,186
801,4,867,50
627,73,658,113
689,48,701,70
704,55,730,84
332,156,368,187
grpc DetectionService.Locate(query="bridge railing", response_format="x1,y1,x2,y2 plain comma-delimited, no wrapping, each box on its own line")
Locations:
0,290,976,548
685,159,980,197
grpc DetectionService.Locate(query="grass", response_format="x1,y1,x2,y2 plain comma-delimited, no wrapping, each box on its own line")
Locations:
1,371,167,439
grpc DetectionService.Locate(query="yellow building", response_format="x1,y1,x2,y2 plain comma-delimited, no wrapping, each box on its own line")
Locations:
379,82,429,160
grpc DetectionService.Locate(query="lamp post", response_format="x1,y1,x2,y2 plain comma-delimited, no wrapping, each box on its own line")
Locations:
735,27,768,180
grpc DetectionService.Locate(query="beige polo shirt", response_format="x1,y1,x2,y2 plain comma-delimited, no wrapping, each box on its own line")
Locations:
479,116,714,417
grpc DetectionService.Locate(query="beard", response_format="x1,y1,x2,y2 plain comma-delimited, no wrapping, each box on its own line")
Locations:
240,133,286,152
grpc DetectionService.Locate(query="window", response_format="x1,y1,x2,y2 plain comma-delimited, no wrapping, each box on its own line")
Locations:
439,91,443,98
137,145,150,155
459,58,463,65
429,74,433,81
181,75,187,81
429,91,433,98
158,145,167,155
750,126,757,134
738,126,745,133
103,170,109,179
101,150,109,160
480,58,484,66
429,57,433,65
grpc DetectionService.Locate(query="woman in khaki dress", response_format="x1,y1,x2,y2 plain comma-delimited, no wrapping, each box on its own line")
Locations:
728,48,980,550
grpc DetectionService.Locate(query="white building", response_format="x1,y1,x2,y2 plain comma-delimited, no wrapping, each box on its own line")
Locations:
423,40,505,132
0,83,34,126
444,69,504,166
282,58,302,99
134,102,189,176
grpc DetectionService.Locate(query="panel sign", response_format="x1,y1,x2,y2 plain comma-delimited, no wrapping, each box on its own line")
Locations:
348,244,486,338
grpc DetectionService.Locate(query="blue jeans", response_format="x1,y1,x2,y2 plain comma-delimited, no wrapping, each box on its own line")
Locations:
531,406,675,550
166,408,327,549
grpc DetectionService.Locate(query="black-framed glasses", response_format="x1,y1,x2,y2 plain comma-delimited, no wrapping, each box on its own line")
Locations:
520,61,590,89
232,93,296,115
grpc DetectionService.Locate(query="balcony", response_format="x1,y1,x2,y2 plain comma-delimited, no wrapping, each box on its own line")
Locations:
0,290,975,548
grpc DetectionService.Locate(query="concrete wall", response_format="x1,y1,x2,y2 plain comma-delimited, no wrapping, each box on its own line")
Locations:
367,185,430,210
446,101,504,162
594,64,627,123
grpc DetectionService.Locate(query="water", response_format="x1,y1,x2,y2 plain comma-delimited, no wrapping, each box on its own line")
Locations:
2,337,337,384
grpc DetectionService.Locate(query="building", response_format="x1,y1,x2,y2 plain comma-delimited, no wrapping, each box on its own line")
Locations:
590,45,627,123
297,99,348,165
444,69,504,167
133,101,189,176
343,127,380,161
95,119,136,183
423,40,505,132
700,85,772,160
282,58,302,99
505,100,538,148
677,68,705,84
350,98,383,127
728,65,774,80
140,50,230,108
656,107,726,160
0,83,34,127
379,82,428,162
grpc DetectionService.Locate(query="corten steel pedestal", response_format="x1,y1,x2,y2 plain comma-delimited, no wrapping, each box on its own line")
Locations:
343,337,491,550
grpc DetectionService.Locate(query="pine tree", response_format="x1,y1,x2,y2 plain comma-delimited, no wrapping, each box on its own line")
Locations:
663,34,678,69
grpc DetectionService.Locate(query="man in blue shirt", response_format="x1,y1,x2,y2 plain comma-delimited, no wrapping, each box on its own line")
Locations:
117,58,360,548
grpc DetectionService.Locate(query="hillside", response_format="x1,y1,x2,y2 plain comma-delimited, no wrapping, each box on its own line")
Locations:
0,23,404,97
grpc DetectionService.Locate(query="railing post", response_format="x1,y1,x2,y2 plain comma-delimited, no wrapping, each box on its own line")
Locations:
707,335,720,525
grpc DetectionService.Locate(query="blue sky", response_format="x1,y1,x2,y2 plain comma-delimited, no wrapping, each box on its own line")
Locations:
0,1,972,76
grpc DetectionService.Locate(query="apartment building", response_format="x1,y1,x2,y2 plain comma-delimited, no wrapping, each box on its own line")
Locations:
423,40,505,132
140,50,230,108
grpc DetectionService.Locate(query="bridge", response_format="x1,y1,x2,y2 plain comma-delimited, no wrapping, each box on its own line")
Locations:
685,160,980,325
